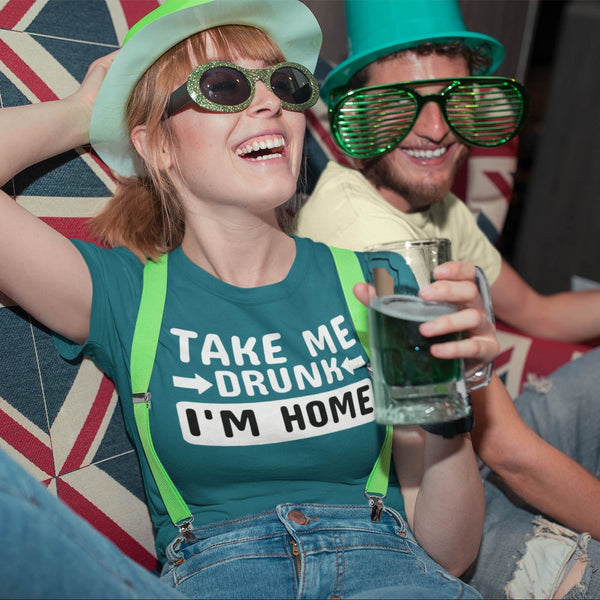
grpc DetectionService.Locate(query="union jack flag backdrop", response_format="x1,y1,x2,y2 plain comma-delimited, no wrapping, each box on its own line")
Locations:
0,0,592,572
0,0,161,571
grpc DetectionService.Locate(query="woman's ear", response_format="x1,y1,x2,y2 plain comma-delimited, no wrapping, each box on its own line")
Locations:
130,124,174,170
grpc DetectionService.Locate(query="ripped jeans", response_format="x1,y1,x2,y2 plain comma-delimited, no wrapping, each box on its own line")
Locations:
466,347,600,599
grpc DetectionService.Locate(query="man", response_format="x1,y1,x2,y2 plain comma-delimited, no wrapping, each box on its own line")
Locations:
296,1,600,597
298,1,600,344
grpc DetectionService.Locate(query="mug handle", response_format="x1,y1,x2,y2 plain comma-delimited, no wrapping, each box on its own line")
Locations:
466,266,495,392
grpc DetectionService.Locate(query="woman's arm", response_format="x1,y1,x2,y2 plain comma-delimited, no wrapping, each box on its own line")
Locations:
384,261,493,575
393,427,484,576
0,53,116,343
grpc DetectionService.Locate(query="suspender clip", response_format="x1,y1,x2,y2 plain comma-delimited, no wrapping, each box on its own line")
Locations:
177,517,197,543
365,493,385,522
132,392,151,408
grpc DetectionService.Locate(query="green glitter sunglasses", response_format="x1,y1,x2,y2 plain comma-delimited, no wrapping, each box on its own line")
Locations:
329,77,530,159
165,61,320,117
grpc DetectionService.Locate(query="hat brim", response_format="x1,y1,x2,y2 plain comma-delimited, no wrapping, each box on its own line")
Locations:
90,0,322,177
321,31,505,101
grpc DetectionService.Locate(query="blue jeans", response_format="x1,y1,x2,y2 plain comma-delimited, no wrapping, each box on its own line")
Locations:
0,447,480,600
466,347,600,598
0,444,183,600
161,503,481,599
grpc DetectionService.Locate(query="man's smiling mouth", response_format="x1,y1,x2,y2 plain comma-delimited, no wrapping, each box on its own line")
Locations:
402,147,448,159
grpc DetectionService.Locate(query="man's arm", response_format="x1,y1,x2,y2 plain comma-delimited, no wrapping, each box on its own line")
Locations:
492,259,600,343
471,374,600,539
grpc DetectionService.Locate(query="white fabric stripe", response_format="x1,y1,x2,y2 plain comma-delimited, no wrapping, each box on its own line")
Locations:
105,0,130,46
16,195,110,217
51,358,108,473
495,329,531,398
0,29,78,97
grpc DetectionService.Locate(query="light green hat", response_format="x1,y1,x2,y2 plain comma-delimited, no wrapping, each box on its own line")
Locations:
322,0,505,101
90,0,322,177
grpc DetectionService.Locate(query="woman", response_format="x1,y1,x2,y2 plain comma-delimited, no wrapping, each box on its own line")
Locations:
0,0,497,597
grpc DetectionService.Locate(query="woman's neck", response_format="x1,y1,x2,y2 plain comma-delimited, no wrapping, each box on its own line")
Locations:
181,213,296,288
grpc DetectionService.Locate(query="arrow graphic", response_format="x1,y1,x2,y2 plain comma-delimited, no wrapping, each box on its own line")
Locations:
172,374,213,395
342,356,367,374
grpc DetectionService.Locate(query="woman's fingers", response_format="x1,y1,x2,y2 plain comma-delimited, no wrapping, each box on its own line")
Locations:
418,261,499,369
419,306,482,336
430,331,499,372
353,261,499,372
70,51,119,109
432,261,476,282
419,278,480,308
353,281,376,308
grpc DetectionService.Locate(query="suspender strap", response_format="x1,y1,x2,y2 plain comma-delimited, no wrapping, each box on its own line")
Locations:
131,254,168,395
130,255,194,536
328,246,393,520
328,246,370,358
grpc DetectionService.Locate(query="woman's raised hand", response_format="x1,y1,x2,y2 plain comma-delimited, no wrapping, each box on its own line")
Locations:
66,50,119,142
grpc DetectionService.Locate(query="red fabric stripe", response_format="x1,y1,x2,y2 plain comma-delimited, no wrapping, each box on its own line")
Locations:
119,0,160,28
0,0,37,29
0,39,57,102
452,161,468,201
0,408,54,475
40,217,101,244
493,347,513,370
57,478,159,570
305,110,351,166
60,376,116,474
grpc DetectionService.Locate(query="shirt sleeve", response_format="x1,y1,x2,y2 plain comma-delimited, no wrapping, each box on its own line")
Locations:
52,240,143,380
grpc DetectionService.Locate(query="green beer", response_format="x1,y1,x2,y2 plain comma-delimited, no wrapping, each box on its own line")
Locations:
369,294,469,425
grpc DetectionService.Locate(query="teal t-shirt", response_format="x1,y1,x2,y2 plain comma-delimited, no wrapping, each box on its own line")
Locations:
55,236,413,564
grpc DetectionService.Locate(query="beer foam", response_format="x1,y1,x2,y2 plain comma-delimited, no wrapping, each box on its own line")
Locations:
371,294,456,322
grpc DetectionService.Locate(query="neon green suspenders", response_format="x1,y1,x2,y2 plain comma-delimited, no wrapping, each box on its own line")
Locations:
328,246,393,521
130,254,195,540
130,247,393,539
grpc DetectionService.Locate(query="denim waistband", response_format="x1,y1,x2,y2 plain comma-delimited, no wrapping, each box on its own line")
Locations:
165,503,410,564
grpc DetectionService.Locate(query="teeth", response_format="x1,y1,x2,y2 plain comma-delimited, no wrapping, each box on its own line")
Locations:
247,152,283,161
403,147,447,159
236,136,285,157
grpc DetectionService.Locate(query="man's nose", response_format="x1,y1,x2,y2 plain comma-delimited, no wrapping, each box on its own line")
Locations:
410,99,450,142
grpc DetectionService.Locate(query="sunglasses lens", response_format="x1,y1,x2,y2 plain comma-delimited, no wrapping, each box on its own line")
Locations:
445,81,525,146
270,66,314,106
331,87,417,159
200,66,252,106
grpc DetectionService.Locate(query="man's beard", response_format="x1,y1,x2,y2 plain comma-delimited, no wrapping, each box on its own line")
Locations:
362,146,469,212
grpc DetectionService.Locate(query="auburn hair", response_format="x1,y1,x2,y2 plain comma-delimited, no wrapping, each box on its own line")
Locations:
89,25,286,261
